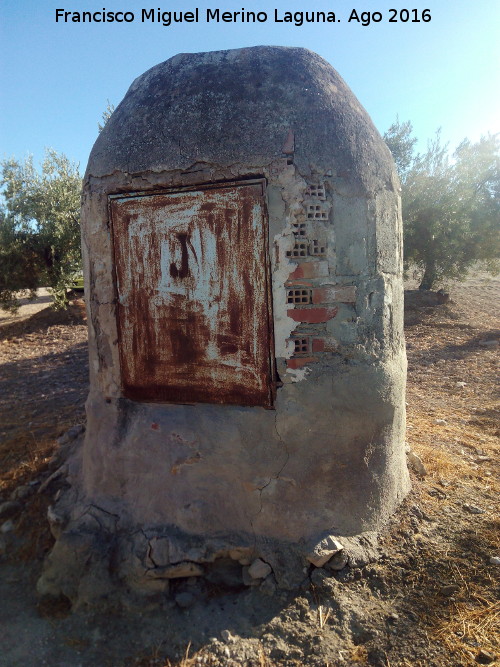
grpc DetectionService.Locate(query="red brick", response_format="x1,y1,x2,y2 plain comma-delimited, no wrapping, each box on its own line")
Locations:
287,306,338,323
287,357,317,370
285,279,314,288
288,261,329,280
312,285,356,304
312,338,325,352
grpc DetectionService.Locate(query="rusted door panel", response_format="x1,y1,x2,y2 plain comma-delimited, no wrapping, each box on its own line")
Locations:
109,181,274,407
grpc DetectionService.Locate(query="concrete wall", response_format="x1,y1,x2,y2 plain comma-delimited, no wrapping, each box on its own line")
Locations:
38,47,409,606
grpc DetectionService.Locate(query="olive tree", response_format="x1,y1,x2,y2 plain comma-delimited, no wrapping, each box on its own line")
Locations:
0,149,82,311
384,121,500,290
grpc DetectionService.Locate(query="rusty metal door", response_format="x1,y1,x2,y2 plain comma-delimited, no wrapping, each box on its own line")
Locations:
109,180,275,407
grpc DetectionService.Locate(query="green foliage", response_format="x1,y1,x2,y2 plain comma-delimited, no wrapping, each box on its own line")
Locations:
0,149,82,311
384,121,500,290
98,100,115,133
0,208,38,310
384,117,418,181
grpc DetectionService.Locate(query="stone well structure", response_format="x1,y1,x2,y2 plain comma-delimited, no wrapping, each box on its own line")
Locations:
39,46,409,607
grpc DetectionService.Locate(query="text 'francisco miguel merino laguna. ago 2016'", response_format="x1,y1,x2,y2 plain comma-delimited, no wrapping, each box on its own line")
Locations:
55,8,432,26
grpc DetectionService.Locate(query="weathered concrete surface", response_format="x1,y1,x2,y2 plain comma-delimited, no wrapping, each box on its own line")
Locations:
86,46,398,192
39,46,409,606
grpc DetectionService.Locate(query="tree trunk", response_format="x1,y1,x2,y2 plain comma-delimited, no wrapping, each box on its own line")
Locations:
419,262,437,291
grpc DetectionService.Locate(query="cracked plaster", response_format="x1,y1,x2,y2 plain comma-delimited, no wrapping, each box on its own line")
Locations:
39,46,409,604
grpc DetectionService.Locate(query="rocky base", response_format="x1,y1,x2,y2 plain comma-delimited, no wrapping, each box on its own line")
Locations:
37,485,381,612
36,424,384,612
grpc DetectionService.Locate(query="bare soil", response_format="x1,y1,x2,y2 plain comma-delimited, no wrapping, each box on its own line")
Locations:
0,276,498,667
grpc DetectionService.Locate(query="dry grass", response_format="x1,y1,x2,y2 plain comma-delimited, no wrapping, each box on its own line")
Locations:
404,285,500,667
432,590,499,664
0,431,56,561
1,282,498,666
349,645,369,663
317,604,331,629
167,643,194,667
134,642,279,667
0,434,53,491
134,643,195,667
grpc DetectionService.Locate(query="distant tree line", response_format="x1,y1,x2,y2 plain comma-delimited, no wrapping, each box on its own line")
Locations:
384,120,499,290
0,149,81,311
0,113,498,311
0,104,114,312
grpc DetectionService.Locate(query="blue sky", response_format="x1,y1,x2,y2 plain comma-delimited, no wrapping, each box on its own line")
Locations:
1,0,499,173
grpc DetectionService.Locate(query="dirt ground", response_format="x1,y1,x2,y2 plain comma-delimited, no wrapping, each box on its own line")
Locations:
0,276,498,667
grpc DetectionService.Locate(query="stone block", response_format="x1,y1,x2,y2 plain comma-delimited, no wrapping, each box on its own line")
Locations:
146,562,204,579
248,558,272,580
305,535,344,567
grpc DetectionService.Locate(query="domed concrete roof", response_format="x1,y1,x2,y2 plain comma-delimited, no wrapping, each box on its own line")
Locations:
86,46,394,191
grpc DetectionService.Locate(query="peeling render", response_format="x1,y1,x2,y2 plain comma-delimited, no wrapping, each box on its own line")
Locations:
38,46,409,608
